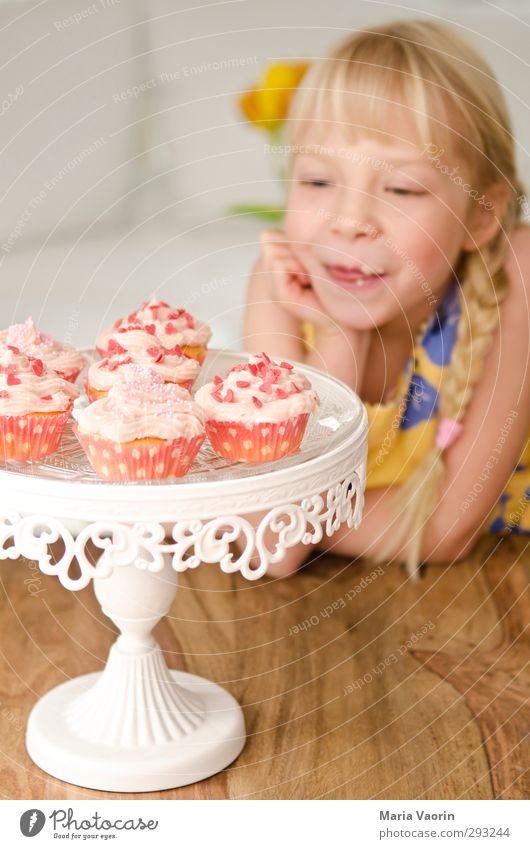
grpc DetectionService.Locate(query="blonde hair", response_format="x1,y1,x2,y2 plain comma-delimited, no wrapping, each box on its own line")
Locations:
287,20,528,577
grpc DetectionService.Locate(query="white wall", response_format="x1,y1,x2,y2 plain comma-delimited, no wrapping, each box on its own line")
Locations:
142,0,530,224
0,0,142,247
0,0,528,349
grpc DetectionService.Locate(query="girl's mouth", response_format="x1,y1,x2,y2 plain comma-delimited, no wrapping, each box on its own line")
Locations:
323,263,386,290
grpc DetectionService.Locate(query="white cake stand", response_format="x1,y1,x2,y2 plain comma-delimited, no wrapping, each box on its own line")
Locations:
0,350,367,793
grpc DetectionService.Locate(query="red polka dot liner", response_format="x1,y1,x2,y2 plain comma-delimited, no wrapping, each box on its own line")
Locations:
0,408,72,461
205,414,310,463
73,424,205,481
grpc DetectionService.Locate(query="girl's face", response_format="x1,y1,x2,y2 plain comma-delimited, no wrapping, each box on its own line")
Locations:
284,127,478,333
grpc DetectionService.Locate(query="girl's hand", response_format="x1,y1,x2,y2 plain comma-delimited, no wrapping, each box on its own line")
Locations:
259,230,339,332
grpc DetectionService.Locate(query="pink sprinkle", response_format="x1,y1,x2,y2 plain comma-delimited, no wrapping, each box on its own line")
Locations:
165,322,177,334
213,375,222,385
248,363,258,376
290,382,301,393
236,380,250,388
6,345,20,354
40,394,52,401
276,388,288,399
224,388,234,402
147,346,160,357
260,352,270,363
0,390,9,398
144,324,156,335
127,312,137,323
262,369,278,384
168,344,183,357
7,373,20,386
118,324,142,333
252,396,262,408
280,361,294,370
31,358,44,376
107,339,126,355
259,383,272,394
168,310,184,320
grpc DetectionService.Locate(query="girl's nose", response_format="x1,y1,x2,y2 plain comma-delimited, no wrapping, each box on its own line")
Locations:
329,190,378,239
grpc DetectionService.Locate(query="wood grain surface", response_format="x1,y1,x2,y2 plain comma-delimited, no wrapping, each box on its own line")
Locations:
0,534,528,800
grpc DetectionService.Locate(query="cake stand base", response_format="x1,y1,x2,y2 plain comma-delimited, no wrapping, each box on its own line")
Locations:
26,670,245,792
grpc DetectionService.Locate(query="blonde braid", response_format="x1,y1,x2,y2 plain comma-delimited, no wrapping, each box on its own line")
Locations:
368,186,525,578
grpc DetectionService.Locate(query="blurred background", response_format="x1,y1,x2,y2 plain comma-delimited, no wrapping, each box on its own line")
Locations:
0,0,529,350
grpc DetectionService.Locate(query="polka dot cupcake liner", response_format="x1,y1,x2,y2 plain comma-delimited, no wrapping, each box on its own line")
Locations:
0,408,72,461
73,424,205,481
205,414,310,463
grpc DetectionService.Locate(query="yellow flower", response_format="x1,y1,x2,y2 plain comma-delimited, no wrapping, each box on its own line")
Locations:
239,62,309,132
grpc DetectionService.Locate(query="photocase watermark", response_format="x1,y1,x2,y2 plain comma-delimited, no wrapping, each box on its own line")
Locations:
316,209,437,307
342,620,435,694
1,84,23,117
182,275,233,310
0,699,24,733
518,191,530,223
372,381,424,469
24,558,45,597
264,142,394,173
460,409,519,513
1,136,107,254
54,0,120,30
496,491,530,533
112,56,259,103
287,565,384,636
422,143,494,210
63,307,82,347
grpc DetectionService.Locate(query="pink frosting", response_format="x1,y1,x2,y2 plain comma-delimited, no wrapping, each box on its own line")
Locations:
0,318,86,377
96,297,212,353
0,343,79,415
77,364,206,442
88,326,201,391
195,353,320,424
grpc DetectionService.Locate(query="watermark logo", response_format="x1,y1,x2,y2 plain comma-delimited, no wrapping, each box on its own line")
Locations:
20,809,46,837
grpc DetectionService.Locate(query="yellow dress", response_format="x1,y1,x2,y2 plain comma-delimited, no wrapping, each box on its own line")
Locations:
305,277,530,534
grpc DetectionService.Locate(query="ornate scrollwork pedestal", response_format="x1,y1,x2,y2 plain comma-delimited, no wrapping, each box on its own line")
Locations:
0,351,367,792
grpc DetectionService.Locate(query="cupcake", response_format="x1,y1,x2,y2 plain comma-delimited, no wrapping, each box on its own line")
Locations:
96,298,212,364
0,343,79,461
85,325,200,402
0,317,87,382
74,365,206,481
195,353,319,463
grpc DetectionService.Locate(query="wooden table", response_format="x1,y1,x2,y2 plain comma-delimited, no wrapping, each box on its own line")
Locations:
0,534,528,800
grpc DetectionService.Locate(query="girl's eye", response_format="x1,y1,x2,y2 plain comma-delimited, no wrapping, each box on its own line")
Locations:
300,179,334,188
387,187,426,196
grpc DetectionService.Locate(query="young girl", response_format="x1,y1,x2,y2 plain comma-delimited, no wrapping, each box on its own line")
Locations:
243,19,530,578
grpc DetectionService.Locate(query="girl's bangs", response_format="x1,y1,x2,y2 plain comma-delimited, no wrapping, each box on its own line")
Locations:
287,50,471,162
